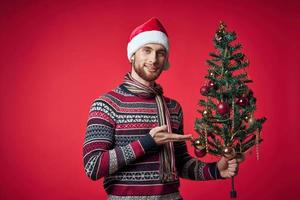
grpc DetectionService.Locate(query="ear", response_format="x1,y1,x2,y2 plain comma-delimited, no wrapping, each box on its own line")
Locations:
130,55,135,63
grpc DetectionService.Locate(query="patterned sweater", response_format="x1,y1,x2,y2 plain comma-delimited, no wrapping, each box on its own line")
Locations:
83,84,222,200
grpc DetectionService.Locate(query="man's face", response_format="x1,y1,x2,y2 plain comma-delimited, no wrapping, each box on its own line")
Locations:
132,43,167,82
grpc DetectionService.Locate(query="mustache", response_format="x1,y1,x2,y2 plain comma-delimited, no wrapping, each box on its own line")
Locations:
144,63,159,68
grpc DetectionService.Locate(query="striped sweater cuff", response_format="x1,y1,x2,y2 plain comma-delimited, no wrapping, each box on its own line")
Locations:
139,134,157,152
207,162,225,180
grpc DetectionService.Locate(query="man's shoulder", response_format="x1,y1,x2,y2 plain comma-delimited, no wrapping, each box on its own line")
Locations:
164,96,183,113
92,84,132,104
164,96,181,106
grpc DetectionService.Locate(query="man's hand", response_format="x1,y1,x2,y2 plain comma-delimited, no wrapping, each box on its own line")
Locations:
150,125,193,145
217,154,245,178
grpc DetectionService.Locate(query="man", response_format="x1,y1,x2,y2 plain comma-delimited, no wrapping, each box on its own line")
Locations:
83,17,241,200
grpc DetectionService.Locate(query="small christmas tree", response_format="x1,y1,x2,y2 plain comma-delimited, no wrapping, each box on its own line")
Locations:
193,22,267,198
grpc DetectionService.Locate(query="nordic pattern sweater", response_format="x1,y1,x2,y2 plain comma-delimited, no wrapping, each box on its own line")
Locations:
83,84,222,200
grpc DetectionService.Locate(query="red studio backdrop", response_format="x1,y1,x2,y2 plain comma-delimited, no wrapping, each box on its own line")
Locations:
1,0,299,199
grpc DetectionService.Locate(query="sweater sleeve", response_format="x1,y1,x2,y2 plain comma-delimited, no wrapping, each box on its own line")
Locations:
174,105,223,180
83,98,157,181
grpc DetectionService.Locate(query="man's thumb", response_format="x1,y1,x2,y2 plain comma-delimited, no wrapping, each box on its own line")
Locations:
150,125,167,136
155,125,168,132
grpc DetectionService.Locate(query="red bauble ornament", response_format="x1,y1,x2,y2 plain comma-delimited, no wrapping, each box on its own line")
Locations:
194,147,207,157
200,86,210,96
236,97,248,106
217,102,230,115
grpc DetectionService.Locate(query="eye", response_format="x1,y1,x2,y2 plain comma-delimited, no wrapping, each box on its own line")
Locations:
143,48,151,54
157,51,166,57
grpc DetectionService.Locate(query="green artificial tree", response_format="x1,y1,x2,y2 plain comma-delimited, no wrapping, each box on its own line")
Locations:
193,22,266,198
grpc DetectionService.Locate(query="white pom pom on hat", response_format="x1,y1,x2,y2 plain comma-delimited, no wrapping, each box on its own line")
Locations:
127,17,170,70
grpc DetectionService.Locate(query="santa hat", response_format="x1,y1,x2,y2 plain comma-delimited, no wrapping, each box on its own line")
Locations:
127,17,170,70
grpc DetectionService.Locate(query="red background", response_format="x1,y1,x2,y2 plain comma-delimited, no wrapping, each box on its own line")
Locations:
1,0,299,199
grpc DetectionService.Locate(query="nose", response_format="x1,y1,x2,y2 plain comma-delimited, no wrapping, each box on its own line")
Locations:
148,52,157,64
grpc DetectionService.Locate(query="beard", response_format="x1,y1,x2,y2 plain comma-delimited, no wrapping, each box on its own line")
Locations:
133,63,163,82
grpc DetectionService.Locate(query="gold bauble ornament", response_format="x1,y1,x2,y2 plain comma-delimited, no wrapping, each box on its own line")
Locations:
248,117,255,125
244,115,250,121
193,139,203,149
222,146,236,159
202,109,212,118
